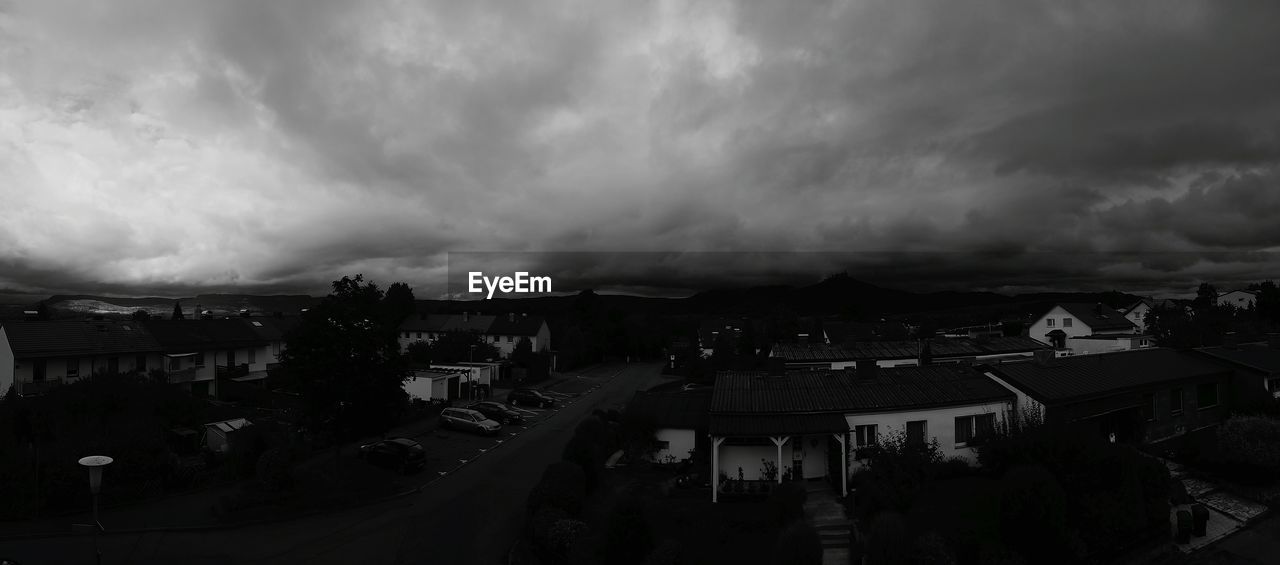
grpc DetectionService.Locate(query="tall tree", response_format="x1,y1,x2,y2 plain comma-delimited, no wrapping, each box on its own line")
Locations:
131,310,152,321
380,282,416,329
1195,283,1219,309
171,301,185,320
276,275,410,441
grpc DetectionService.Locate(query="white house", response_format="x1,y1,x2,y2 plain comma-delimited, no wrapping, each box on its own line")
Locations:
0,320,166,397
708,364,1015,502
404,367,472,402
769,336,1051,371
399,312,551,359
1217,290,1257,310
143,319,274,398
1027,303,1146,356
626,389,711,464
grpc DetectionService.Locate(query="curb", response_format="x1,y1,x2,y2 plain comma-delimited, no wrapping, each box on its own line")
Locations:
0,365,625,542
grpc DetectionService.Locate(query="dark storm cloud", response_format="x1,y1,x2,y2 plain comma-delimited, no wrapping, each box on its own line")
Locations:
3,0,1280,298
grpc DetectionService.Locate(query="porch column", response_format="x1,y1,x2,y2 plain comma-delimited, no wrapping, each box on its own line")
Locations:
711,436,725,503
770,436,790,483
833,432,847,497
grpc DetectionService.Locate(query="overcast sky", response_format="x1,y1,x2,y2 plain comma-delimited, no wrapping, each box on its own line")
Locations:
3,0,1280,299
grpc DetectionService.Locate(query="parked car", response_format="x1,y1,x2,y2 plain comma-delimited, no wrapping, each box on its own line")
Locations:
507,388,556,408
468,401,525,425
356,438,426,474
440,407,502,435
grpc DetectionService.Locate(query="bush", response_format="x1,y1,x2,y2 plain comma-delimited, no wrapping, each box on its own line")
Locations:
255,447,293,492
643,539,684,565
772,522,823,565
1217,415,1280,475
910,532,956,565
768,481,808,527
998,465,1071,563
864,512,909,565
601,492,653,565
527,461,587,517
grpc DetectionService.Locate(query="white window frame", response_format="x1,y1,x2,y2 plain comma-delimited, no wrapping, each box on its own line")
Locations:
1046,318,1055,328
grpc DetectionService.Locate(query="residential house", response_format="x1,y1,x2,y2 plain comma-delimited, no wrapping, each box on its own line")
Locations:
243,316,300,369
0,320,165,397
769,336,1050,370
625,388,712,464
1194,334,1280,407
143,319,272,398
1027,302,1148,355
428,362,497,398
1120,298,1183,333
982,348,1233,446
398,312,551,358
708,364,1014,502
1217,290,1258,310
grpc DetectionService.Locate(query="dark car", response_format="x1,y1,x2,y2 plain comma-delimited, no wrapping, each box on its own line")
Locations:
468,401,526,425
440,407,502,435
357,438,426,474
507,388,555,408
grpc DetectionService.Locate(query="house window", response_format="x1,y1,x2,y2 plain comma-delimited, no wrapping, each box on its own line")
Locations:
1267,377,1280,398
32,360,46,381
196,352,206,367
1171,388,1184,415
169,357,181,371
854,424,878,448
954,414,996,446
107,357,119,374
507,335,513,343
66,358,78,378
1046,318,1055,328
1196,382,1219,409
906,420,927,446
1063,318,1073,328
1142,393,1156,421
655,440,670,450
249,348,256,364
136,355,147,373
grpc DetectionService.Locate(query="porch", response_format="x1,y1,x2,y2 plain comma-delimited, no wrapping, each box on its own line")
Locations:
709,412,851,503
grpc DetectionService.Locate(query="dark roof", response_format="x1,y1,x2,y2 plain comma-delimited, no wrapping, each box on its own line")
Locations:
398,314,547,336
244,317,301,342
627,391,712,430
710,413,849,437
713,365,1013,414
1218,290,1257,297
1,320,163,358
1197,344,1280,375
488,314,547,337
772,337,1049,363
1050,303,1137,332
984,348,1231,404
142,319,267,350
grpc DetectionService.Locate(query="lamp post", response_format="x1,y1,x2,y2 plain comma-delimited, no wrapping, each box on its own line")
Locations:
78,455,112,565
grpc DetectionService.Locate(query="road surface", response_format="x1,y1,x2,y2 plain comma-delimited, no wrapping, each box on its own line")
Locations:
0,362,669,565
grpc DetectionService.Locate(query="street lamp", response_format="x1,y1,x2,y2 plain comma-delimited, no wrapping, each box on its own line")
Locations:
78,455,112,565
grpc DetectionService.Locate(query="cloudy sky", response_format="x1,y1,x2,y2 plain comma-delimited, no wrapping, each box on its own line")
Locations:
2,0,1280,299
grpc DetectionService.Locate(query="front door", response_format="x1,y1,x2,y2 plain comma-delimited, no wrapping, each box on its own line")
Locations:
792,440,804,480
226,350,236,367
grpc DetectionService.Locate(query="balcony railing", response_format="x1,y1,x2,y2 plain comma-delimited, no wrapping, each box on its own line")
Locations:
18,380,61,396
215,364,250,379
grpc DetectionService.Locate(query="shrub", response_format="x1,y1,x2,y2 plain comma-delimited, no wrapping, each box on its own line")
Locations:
772,521,823,565
998,465,1071,563
601,492,653,565
910,532,956,565
768,481,808,527
255,447,293,492
527,461,587,517
1217,415,1280,474
643,539,684,565
548,519,590,563
864,512,909,565
531,505,571,551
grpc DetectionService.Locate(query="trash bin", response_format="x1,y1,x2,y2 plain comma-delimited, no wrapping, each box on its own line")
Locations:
1175,509,1193,544
1191,503,1209,537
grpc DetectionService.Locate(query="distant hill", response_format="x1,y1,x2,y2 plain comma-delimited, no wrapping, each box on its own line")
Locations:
14,277,1143,324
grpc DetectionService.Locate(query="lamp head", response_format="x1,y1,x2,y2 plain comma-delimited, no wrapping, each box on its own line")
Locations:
78,455,113,494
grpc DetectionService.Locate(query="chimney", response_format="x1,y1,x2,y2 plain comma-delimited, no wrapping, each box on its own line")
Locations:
918,339,933,366
855,359,878,380
1094,302,1103,317
1033,349,1056,367
1269,333,1280,350
1223,332,1240,349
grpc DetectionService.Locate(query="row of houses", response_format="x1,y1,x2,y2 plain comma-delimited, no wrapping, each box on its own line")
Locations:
634,337,1280,503
398,312,551,358
0,317,298,399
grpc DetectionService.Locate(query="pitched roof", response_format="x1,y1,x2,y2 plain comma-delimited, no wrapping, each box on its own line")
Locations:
713,365,1013,415
400,315,451,333
1049,303,1137,332
244,316,301,342
1218,290,1257,297
1,320,163,358
488,314,547,337
771,336,1049,363
1196,344,1280,375
710,413,850,437
142,319,267,350
984,348,1231,404
627,390,712,430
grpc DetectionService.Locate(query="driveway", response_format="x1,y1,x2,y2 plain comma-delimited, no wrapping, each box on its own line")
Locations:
0,361,672,565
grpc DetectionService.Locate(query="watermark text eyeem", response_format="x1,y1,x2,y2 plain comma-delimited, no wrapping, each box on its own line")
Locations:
468,271,552,299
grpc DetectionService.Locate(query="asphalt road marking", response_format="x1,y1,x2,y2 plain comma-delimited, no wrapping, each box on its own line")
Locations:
459,459,469,464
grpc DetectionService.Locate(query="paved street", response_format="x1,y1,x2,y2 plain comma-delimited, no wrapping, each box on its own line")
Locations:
0,361,671,565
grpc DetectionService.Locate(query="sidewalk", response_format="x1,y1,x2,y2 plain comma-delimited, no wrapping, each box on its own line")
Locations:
1164,459,1270,554
0,367,606,540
